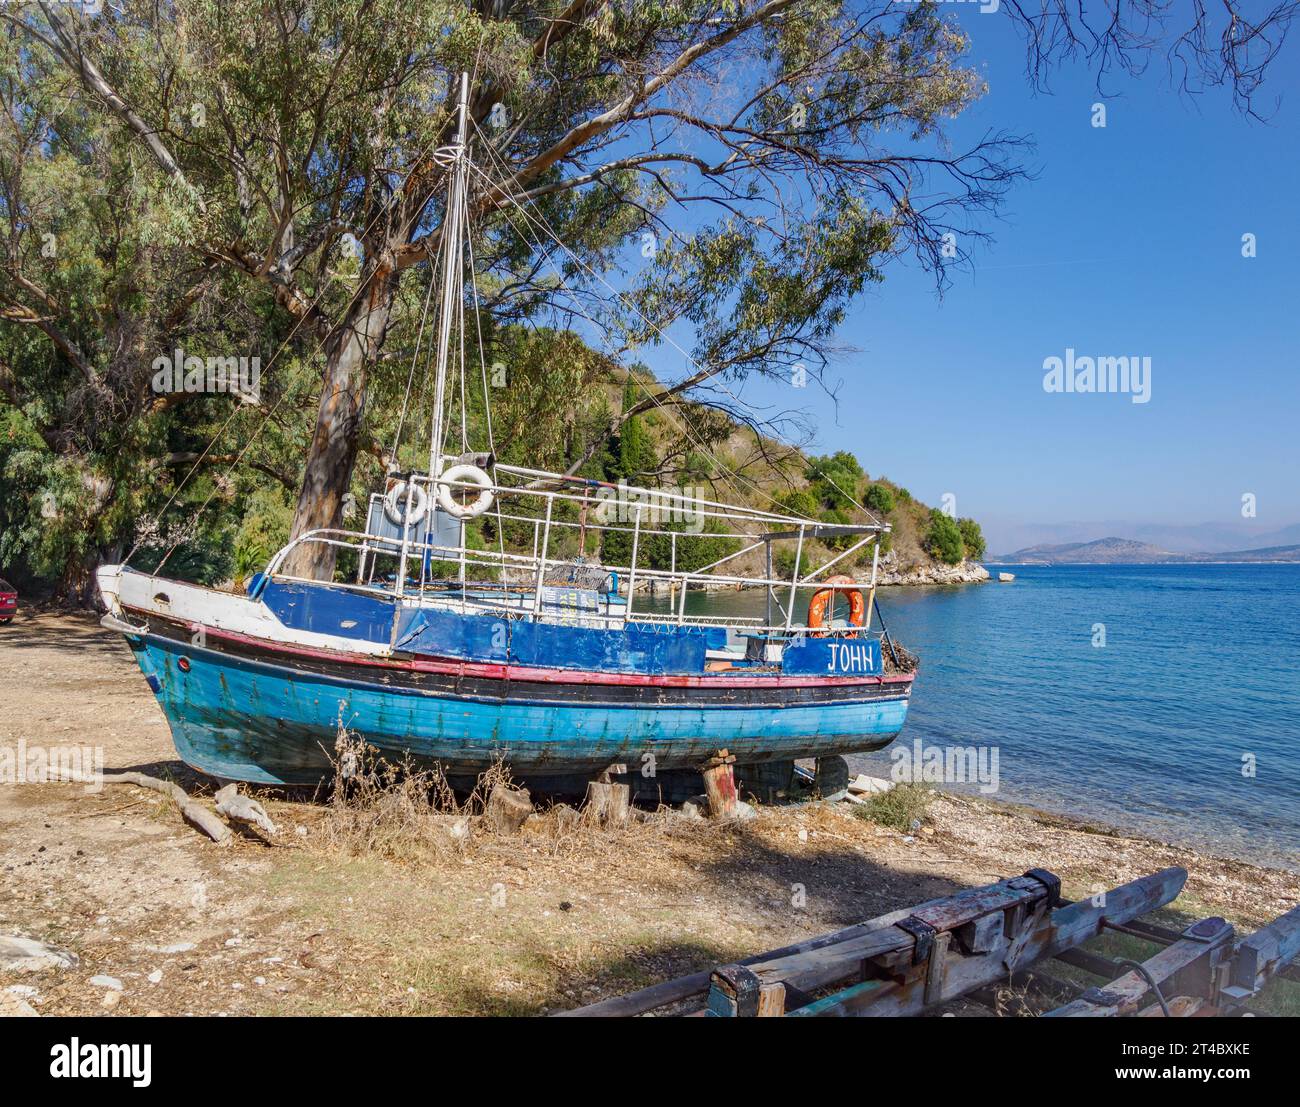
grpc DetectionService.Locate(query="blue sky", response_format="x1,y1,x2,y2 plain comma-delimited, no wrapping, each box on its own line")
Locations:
642,9,1300,553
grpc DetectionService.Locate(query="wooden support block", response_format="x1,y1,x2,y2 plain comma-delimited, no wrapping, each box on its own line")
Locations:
485,783,533,834
756,982,787,1017
707,963,760,1016
701,748,737,819
924,931,951,1006
1139,995,1204,1017
583,778,630,827
1229,902,1300,998
957,913,1003,955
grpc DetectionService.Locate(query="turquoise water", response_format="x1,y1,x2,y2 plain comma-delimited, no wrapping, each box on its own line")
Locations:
656,565,1300,868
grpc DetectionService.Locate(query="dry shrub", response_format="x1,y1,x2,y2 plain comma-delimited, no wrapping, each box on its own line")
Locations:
323,723,515,862
851,783,933,832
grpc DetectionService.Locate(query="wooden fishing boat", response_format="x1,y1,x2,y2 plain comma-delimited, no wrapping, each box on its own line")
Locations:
95,75,914,787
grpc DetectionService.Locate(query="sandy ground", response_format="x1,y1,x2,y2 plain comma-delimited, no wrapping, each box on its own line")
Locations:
1,610,1297,1017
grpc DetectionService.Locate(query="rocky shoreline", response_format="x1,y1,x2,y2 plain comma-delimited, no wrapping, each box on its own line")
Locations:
636,556,993,593
867,555,990,587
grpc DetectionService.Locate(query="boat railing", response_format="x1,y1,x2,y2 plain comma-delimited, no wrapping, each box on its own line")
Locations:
263,467,889,636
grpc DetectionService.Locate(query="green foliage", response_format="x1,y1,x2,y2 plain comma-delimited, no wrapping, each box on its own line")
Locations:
0,1,1002,595
807,450,864,510
925,510,965,565
851,784,933,832
773,545,806,581
819,506,857,553
775,488,820,519
606,380,659,482
863,482,895,516
957,517,986,560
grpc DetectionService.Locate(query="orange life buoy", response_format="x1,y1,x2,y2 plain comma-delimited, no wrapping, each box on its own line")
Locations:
807,574,866,638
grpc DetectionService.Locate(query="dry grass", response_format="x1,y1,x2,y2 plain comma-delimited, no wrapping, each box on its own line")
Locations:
322,724,512,862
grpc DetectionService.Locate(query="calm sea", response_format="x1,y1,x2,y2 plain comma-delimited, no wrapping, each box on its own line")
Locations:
655,564,1300,869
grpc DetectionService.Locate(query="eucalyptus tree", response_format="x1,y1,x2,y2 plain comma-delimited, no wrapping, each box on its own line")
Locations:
0,16,314,597
3,0,1294,582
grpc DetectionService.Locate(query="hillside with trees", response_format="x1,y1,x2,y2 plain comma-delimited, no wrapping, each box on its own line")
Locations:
8,0,1256,597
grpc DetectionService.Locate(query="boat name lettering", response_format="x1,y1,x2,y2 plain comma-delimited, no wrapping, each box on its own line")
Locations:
827,642,875,672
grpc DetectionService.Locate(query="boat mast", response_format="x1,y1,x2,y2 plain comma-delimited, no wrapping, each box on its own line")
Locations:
428,72,470,479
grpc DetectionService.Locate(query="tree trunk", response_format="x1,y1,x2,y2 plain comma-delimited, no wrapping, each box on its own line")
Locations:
281,259,399,581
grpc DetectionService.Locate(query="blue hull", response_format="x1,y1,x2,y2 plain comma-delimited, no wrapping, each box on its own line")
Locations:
126,631,910,786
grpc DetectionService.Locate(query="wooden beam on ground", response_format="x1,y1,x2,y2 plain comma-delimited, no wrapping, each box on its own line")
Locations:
800,868,1187,1019
1225,902,1300,1002
555,902,920,1016
1139,995,1206,1017
562,871,1074,1017
1045,916,1235,1017
562,866,1190,1018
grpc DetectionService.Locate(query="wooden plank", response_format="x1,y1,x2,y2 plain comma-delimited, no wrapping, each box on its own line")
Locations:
1046,916,1233,1017
1230,903,1300,996
841,867,1188,1018
786,978,895,1018
556,903,919,1016
562,873,1056,1016
1139,995,1205,1017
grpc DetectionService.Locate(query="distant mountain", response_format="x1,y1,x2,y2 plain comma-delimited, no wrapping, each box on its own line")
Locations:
997,537,1175,564
994,536,1300,565
982,519,1300,555
1203,544,1300,563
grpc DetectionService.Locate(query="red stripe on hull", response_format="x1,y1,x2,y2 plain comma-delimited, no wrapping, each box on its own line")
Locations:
130,607,915,691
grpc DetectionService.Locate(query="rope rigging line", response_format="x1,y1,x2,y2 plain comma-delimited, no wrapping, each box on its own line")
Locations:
465,121,882,528
134,67,486,578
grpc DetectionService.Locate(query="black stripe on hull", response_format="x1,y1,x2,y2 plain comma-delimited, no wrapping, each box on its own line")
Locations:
132,610,912,711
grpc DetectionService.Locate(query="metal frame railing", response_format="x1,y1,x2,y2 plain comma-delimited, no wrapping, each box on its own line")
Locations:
262,466,888,638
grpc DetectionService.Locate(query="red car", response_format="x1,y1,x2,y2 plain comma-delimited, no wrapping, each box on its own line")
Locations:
0,578,16,625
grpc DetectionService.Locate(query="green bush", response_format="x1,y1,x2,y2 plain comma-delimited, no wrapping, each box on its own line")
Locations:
773,545,805,580
851,784,933,831
808,450,863,510
863,482,895,515
957,517,986,560
776,488,820,519
926,510,964,564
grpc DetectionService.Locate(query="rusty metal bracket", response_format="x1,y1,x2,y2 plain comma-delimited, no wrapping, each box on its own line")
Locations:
709,964,762,1017
898,915,938,965
1077,986,1128,1007
1183,916,1230,943
1021,867,1062,908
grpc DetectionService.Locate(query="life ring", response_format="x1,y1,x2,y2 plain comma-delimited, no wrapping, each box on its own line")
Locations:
436,463,494,520
383,481,429,527
807,574,866,638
